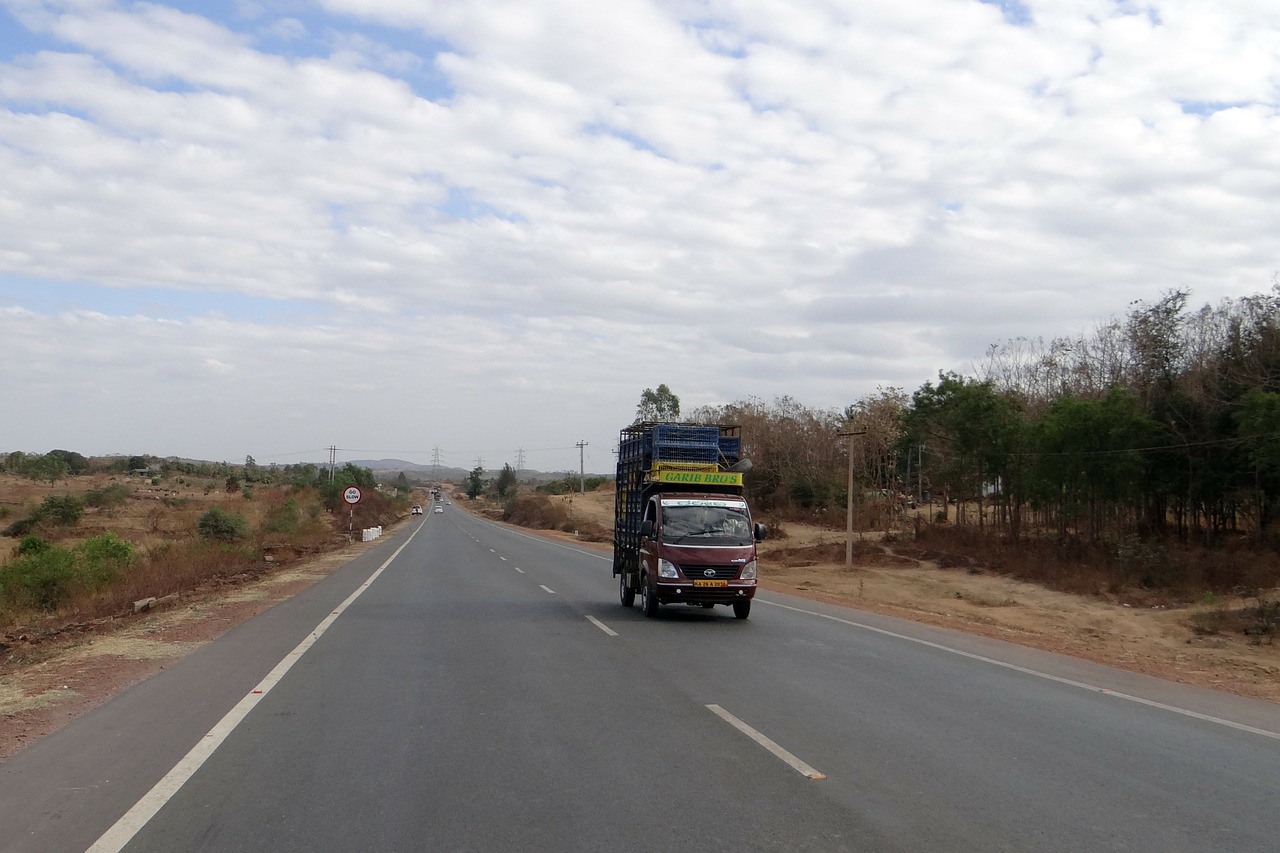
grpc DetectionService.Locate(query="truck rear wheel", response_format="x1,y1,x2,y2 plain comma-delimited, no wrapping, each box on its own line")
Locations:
640,573,659,618
619,572,635,607
732,600,751,620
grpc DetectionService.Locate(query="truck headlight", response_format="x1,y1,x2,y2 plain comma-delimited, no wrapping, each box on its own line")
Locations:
658,558,680,578
739,560,757,580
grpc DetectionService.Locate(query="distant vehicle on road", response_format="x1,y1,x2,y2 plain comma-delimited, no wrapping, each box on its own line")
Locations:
434,506,444,514
411,505,423,515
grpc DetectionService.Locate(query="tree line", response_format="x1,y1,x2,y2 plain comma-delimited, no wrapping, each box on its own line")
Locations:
692,286,1280,548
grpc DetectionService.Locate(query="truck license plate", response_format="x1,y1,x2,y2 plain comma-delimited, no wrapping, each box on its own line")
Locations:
693,579,728,587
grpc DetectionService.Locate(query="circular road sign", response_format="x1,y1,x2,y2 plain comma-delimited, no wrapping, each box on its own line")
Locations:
342,486,363,505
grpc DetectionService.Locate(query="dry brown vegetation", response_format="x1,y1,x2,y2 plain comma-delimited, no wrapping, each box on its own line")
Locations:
0,471,405,639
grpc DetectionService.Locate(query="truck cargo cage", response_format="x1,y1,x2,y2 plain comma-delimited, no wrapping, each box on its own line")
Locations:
617,423,742,471
614,423,743,564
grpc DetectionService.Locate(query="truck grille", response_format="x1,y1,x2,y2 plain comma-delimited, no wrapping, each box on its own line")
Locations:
681,564,740,580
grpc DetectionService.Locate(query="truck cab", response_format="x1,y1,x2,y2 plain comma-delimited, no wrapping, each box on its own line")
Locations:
637,492,765,618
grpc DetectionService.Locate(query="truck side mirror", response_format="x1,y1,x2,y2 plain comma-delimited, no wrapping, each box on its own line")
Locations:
640,519,655,539
753,523,767,542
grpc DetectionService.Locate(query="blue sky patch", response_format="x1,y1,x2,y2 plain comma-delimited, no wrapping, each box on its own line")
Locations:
0,8,66,62
582,122,660,156
439,187,520,223
0,277,325,324
1178,100,1246,117
978,0,1034,26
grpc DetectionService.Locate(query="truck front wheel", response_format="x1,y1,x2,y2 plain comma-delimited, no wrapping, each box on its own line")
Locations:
640,573,659,618
619,571,635,607
732,600,751,620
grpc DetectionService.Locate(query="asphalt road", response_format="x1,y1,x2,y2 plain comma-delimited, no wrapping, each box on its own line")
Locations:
3,509,1280,852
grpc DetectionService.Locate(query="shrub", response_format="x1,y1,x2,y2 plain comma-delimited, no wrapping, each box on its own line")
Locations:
85,483,130,510
78,532,134,590
261,499,300,535
17,535,49,556
0,547,77,611
2,517,35,537
38,494,85,526
197,507,249,542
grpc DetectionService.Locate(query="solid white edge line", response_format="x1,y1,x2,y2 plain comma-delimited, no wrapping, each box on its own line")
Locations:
85,526,423,853
706,704,825,780
586,615,618,637
759,598,1280,742
539,585,556,594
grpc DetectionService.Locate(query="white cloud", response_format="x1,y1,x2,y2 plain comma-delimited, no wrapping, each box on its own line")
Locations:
0,0,1277,468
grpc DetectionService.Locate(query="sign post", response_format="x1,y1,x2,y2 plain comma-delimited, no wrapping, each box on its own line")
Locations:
342,486,362,540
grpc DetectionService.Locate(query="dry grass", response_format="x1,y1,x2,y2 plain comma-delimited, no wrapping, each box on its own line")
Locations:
0,473,400,635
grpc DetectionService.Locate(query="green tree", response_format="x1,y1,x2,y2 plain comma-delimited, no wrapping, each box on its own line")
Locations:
1025,388,1156,541
901,374,1025,532
635,384,681,423
394,472,411,495
465,466,485,499
22,454,70,485
496,464,517,498
48,449,91,475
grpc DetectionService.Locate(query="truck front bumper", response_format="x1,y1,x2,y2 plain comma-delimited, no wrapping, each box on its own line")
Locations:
654,581,756,605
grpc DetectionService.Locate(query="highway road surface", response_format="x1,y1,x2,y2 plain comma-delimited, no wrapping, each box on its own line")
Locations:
3,508,1280,852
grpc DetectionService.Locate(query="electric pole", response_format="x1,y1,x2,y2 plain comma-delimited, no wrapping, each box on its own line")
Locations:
576,440,588,493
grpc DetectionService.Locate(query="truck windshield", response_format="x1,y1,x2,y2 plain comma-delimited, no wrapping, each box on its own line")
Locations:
660,503,753,546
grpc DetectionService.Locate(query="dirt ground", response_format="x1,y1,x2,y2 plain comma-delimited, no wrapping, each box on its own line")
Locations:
3,485,1280,764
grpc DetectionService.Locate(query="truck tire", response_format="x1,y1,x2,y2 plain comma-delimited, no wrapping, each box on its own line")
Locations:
732,600,751,620
619,571,635,607
640,573,659,618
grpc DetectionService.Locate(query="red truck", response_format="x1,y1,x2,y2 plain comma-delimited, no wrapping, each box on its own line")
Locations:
613,423,766,619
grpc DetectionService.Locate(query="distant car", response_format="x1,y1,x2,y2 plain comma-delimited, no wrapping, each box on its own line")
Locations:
434,506,444,514
411,505,423,515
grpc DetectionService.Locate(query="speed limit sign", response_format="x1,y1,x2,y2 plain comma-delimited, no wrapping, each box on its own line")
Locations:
342,486,362,505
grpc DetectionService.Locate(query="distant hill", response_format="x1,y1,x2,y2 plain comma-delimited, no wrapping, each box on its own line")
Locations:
348,459,607,483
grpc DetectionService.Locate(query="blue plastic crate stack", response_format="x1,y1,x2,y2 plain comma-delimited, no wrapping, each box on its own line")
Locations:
617,424,740,472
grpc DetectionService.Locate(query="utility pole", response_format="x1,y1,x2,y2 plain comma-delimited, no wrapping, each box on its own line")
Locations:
576,440,588,493
515,447,525,479
431,446,441,483
839,429,867,569
328,445,337,484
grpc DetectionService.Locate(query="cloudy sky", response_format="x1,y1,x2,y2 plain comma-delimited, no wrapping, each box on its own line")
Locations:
2,0,1277,475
